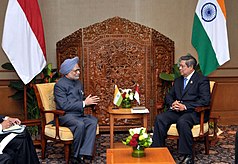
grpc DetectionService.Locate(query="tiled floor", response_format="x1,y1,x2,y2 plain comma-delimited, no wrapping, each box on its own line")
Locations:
37,125,237,164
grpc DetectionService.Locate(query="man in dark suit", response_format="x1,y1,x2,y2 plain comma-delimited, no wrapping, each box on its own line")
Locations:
0,115,39,164
151,54,210,164
54,57,100,163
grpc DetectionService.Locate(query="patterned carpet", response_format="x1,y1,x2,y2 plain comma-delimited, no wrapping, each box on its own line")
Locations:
37,125,237,164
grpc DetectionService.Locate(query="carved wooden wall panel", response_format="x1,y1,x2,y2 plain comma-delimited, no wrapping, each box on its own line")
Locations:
150,30,174,124
56,17,174,131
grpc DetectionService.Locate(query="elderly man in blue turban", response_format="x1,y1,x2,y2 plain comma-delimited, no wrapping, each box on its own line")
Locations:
54,57,100,163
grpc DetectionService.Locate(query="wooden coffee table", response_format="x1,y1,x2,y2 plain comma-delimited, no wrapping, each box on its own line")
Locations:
106,147,175,163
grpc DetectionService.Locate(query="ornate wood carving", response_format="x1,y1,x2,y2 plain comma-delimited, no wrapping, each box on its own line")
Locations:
56,17,174,131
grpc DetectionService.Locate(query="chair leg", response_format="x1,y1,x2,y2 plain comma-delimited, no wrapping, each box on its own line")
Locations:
41,137,46,159
210,118,219,146
192,143,195,161
205,135,210,155
64,144,70,164
176,139,179,150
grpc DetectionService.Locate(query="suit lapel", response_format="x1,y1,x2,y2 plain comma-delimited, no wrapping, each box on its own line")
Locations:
180,78,184,95
181,72,198,97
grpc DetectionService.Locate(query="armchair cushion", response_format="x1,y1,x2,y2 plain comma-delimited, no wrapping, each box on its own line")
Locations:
45,123,100,141
45,124,73,141
167,122,209,137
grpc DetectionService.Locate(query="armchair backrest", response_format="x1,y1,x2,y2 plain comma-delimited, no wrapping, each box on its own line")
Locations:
210,81,215,93
34,83,56,124
209,81,217,111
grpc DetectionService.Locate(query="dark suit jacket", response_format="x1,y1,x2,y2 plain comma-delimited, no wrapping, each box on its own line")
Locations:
165,71,210,120
0,115,40,163
54,76,84,115
0,115,4,123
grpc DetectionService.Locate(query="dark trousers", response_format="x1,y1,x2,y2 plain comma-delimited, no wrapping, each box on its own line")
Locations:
151,110,200,155
0,129,39,164
59,114,98,158
0,153,13,164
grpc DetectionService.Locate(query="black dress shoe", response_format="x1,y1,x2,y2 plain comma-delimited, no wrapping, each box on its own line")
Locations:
71,156,83,164
179,154,194,164
83,155,92,164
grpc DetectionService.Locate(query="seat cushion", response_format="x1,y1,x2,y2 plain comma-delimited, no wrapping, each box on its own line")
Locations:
167,122,209,137
45,124,100,141
45,124,74,141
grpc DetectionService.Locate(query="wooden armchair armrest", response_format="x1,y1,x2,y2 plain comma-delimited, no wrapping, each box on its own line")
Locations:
85,104,97,115
86,104,96,110
43,109,65,115
156,101,165,115
22,118,41,126
42,109,65,140
194,106,210,112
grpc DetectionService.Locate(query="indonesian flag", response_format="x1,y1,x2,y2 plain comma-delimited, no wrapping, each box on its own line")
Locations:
113,85,123,107
2,0,46,84
134,84,140,105
192,0,230,76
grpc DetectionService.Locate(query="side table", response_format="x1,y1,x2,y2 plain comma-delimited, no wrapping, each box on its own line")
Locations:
108,106,149,148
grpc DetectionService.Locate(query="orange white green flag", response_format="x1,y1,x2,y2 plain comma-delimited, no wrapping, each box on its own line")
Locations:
113,85,123,107
191,0,230,76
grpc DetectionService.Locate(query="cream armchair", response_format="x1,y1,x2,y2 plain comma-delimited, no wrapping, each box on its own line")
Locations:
33,83,99,164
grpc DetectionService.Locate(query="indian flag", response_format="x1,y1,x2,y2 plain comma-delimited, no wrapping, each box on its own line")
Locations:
192,0,230,76
113,85,123,107
2,0,46,84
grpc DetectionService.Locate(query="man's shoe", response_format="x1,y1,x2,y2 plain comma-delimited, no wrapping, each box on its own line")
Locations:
83,155,92,163
71,156,83,164
71,157,80,164
179,154,194,164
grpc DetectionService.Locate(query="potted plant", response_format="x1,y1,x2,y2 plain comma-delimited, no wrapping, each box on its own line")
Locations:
122,127,152,158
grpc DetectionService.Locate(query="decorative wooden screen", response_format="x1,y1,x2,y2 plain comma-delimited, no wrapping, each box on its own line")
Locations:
56,17,174,131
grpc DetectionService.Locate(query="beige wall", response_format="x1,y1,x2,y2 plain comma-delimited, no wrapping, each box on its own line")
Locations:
0,0,237,79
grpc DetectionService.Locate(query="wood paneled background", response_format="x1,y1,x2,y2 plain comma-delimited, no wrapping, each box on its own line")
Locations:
0,80,24,119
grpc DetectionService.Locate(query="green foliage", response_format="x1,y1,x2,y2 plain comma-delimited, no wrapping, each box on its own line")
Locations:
40,63,60,83
122,127,152,148
1,62,15,71
159,72,175,82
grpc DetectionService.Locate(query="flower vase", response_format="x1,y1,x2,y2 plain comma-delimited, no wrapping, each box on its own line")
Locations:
132,145,145,158
121,99,132,108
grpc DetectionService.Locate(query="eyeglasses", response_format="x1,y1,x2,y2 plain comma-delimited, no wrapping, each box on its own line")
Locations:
72,68,80,73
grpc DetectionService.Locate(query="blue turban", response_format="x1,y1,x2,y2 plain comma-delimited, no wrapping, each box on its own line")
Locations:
59,57,79,75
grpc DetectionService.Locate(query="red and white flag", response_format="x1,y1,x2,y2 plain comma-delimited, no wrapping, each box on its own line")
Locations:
2,0,46,84
134,84,140,105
